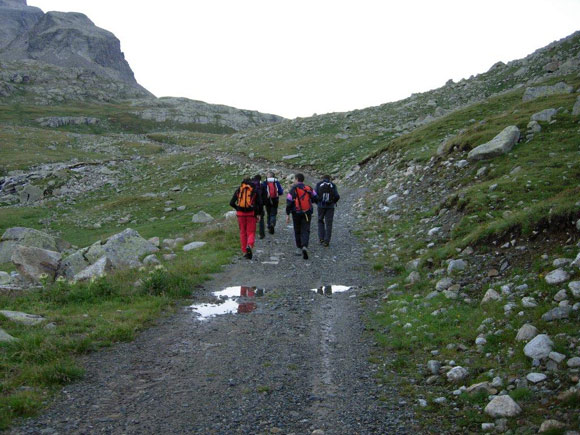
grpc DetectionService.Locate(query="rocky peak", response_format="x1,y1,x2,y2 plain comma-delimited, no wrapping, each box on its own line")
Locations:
0,0,29,8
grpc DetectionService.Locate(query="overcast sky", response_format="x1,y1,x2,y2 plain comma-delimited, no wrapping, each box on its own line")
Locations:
28,0,580,119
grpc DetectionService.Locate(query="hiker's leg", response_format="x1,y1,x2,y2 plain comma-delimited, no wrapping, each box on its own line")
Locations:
301,214,311,248
325,207,335,243
258,210,265,238
317,207,326,241
291,213,302,248
237,216,248,253
271,198,279,227
247,216,257,248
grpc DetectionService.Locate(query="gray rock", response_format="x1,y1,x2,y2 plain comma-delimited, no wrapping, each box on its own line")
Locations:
427,227,441,237
0,227,65,263
484,395,521,418
481,289,501,304
224,210,237,220
541,306,571,321
466,381,495,395
553,258,572,267
554,289,568,302
571,252,580,268
573,96,580,116
11,245,61,283
527,120,541,133
427,360,441,375
88,229,158,270
521,297,538,308
19,183,43,204
569,281,580,299
446,366,468,383
192,211,214,224
58,249,90,280
0,310,44,325
544,268,570,285
162,253,177,262
0,271,10,285
447,259,467,274
143,254,160,266
567,357,580,368
522,82,574,102
524,334,553,359
387,194,399,206
548,351,566,363
406,271,421,284
526,372,547,383
467,126,520,161
36,117,100,128
73,256,113,282
183,242,206,252
538,420,565,433
516,324,538,341
281,154,302,160
0,328,17,343
148,237,160,248
435,277,453,291
530,108,557,122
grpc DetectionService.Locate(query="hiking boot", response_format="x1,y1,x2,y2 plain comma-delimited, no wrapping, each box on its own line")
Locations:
319,239,325,245
268,226,275,235
246,246,253,260
323,241,330,247
296,248,303,256
302,247,308,260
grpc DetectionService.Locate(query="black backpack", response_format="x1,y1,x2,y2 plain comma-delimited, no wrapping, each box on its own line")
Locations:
318,181,336,205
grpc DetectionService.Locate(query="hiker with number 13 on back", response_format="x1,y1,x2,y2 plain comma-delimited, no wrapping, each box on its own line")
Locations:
286,173,317,260
230,178,261,260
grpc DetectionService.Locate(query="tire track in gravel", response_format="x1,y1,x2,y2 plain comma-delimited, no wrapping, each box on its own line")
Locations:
12,184,415,434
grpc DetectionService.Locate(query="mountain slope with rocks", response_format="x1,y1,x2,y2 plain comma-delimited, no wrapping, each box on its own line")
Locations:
0,25,579,434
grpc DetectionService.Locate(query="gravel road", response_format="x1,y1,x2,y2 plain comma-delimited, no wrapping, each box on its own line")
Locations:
13,188,415,434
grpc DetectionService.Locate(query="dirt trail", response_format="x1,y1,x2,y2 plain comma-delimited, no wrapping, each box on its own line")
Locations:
13,186,414,434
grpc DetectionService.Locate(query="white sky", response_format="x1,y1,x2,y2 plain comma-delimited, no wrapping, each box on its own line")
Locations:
27,0,580,119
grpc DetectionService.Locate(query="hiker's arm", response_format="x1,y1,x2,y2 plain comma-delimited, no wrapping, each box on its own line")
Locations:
285,191,293,216
334,186,340,203
229,191,238,209
277,181,284,195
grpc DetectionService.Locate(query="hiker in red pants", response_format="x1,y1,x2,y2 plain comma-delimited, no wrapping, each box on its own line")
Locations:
230,178,261,259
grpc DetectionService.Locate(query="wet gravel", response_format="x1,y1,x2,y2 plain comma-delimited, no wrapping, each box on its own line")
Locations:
12,189,415,434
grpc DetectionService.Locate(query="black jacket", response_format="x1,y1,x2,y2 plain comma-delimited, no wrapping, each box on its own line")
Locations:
314,180,340,208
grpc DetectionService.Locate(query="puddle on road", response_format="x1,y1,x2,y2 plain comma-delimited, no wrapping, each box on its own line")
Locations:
190,286,265,321
312,285,352,295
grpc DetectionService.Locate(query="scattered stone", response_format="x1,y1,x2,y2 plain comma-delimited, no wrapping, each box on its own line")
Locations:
467,126,520,161
475,337,487,346
435,277,453,291
481,289,501,304
466,382,496,395
0,310,45,326
163,254,177,262
521,297,538,308
527,120,541,133
567,357,580,368
192,211,214,224
143,255,160,266
406,271,421,284
481,423,495,432
573,96,580,116
526,373,547,384
446,366,468,383
538,420,566,433
541,306,571,322
545,269,570,285
19,184,43,204
0,328,17,343
183,242,206,252
516,324,538,341
447,259,467,274
524,334,553,360
569,281,580,298
548,352,566,363
484,395,522,418
427,360,441,375
148,237,160,248
531,108,557,122
224,211,237,220
427,227,441,237
554,289,568,302
0,271,10,285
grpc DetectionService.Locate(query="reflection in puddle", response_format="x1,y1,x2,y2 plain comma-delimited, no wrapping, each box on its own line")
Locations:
191,286,265,321
312,285,352,295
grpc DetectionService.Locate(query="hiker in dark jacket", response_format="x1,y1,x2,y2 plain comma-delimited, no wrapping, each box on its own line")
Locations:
261,171,284,235
286,173,317,260
252,174,267,239
315,175,340,247
230,178,261,259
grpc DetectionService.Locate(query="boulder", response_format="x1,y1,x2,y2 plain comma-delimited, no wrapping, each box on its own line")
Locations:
18,184,43,204
527,120,541,133
0,310,45,326
86,229,158,270
539,420,566,433
11,246,61,283
530,108,557,122
567,357,580,368
0,227,65,263
569,281,580,299
224,210,237,220
541,306,571,322
544,268,570,285
58,249,90,280
192,211,214,224
467,126,520,161
524,334,553,360
73,256,113,282
484,395,522,418
0,328,17,343
183,242,206,252
522,82,574,102
515,324,538,342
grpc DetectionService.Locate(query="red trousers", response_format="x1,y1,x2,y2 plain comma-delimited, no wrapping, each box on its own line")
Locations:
236,212,257,253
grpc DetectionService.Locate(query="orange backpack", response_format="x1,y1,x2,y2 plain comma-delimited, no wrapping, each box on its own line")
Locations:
293,185,312,213
237,182,256,211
